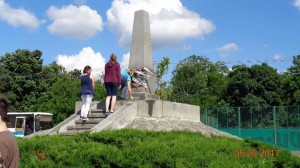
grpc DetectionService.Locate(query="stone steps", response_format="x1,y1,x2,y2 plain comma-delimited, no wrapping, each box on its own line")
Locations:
60,101,128,136
88,114,106,118
67,125,94,130
75,119,103,124
59,100,139,136
60,130,88,136
60,108,106,136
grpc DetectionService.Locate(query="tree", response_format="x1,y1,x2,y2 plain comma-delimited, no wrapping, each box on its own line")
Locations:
69,69,82,80
281,55,300,105
155,57,170,100
0,49,44,111
170,55,228,107
226,63,282,107
36,74,81,124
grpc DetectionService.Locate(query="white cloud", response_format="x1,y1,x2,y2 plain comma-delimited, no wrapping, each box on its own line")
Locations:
273,54,284,62
120,52,130,69
0,0,43,29
217,43,239,57
56,47,106,79
293,0,300,9
106,0,215,49
47,5,103,39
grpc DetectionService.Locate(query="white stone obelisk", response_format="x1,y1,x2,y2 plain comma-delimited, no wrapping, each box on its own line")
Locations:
129,10,156,95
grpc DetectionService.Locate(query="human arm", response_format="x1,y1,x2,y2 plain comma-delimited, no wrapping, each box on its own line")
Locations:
117,64,121,89
90,75,95,90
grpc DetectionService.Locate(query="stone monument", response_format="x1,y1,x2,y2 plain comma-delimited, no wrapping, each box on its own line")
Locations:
129,10,157,99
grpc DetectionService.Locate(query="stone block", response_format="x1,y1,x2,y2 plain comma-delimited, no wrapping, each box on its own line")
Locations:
136,100,162,118
162,101,180,118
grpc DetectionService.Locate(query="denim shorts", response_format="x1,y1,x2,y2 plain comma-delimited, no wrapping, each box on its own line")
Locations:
105,82,118,96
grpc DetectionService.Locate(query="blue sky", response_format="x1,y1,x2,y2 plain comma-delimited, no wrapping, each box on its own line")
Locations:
1,0,300,80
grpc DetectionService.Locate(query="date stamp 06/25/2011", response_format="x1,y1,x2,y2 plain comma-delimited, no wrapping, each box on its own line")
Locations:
234,149,281,158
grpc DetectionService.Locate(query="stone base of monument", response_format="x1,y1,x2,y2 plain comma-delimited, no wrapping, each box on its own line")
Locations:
27,99,237,139
131,92,160,100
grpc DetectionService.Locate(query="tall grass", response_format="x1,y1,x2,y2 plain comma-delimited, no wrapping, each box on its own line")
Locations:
17,129,300,167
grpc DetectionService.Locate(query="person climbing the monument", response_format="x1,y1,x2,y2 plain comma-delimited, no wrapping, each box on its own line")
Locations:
120,68,134,100
104,54,121,116
80,65,95,121
0,98,20,168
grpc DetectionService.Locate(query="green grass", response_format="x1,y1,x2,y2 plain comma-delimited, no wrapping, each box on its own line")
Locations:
17,129,300,168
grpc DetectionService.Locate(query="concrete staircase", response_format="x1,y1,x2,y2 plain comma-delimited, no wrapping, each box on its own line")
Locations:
60,109,107,136
59,100,129,136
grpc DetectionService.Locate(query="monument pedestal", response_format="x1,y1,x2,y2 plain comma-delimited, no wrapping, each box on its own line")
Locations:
132,92,160,100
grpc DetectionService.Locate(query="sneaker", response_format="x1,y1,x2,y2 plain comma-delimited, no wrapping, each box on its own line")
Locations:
83,117,89,121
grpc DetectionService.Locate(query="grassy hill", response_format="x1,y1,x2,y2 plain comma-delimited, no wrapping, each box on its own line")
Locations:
18,129,300,167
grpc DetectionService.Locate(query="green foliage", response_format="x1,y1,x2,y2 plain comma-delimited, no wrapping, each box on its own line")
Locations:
281,55,300,105
0,49,44,111
155,57,170,89
69,69,82,80
17,130,300,167
170,55,228,107
155,57,171,100
93,81,106,101
226,63,282,107
36,74,81,124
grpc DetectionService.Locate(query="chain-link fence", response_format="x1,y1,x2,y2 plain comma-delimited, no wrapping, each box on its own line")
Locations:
201,106,300,151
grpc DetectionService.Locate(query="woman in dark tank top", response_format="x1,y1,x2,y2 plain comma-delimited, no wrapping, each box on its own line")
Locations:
80,65,95,121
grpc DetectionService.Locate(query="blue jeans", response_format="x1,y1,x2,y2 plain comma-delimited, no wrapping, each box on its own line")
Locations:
121,76,127,99
121,85,127,99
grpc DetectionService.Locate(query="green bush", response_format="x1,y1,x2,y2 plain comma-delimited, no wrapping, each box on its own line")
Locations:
17,129,300,167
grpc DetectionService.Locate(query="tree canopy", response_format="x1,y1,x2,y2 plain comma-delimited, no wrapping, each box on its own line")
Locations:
170,55,228,107
226,63,282,107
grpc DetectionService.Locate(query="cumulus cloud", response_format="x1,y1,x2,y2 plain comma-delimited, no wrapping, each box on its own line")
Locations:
56,47,106,79
293,0,300,9
0,0,43,29
273,54,284,62
217,43,239,57
47,5,103,39
120,52,130,69
106,0,215,49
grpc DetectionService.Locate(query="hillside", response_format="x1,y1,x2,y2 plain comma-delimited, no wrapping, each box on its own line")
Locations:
17,129,300,167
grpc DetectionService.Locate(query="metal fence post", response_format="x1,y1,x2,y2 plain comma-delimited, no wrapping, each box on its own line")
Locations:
297,106,300,127
286,106,289,127
250,107,253,127
226,107,229,129
238,107,241,137
273,106,277,146
205,108,208,125
217,108,219,129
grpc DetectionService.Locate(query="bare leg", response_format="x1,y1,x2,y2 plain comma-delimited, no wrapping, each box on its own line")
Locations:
110,96,117,112
105,96,111,112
